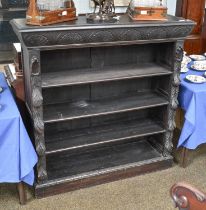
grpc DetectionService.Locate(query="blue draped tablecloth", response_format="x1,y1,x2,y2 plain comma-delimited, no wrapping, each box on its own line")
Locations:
178,62,206,149
0,72,37,185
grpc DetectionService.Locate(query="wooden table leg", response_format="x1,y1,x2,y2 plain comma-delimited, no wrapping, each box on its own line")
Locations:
17,182,27,205
180,147,193,168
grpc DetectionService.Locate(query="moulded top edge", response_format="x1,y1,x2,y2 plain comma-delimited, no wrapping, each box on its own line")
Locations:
10,15,195,33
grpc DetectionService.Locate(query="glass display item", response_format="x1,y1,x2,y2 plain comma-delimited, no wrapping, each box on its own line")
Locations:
127,0,167,21
26,0,77,25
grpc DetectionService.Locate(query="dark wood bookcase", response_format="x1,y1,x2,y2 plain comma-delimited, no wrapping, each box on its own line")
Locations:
11,15,194,198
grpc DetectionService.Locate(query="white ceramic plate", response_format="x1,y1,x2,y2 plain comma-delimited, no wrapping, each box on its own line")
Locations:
182,56,192,65
186,75,206,84
191,61,206,71
194,60,206,63
189,54,206,61
181,66,189,73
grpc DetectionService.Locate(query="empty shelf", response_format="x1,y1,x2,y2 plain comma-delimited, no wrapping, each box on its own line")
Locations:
45,118,165,154
46,140,164,180
43,91,168,123
42,63,172,88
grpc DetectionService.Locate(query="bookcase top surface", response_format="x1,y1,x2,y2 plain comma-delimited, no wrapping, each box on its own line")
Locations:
11,15,194,32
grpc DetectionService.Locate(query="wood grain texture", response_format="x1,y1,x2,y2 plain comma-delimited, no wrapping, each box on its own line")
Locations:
176,0,205,54
184,37,203,55
26,0,76,26
171,182,206,210
128,6,167,21
17,182,27,205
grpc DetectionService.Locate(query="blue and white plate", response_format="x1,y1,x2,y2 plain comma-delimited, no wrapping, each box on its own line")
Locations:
189,54,206,61
191,61,206,71
186,75,206,84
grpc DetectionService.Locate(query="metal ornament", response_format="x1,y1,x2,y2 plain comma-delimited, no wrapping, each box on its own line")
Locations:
87,0,118,23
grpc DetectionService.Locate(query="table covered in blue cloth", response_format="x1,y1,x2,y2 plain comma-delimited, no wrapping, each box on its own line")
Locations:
0,72,37,185
178,62,206,149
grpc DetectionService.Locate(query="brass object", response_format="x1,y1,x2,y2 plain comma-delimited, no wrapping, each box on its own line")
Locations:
127,0,168,21
26,0,77,26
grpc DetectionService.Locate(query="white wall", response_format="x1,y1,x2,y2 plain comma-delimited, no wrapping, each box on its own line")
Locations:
74,0,177,15
167,0,177,15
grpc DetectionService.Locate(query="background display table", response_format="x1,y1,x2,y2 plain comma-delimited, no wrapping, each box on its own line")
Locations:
178,64,206,164
178,64,206,149
0,72,37,203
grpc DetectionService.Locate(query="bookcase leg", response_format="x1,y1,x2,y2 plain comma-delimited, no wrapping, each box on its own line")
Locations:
17,182,27,205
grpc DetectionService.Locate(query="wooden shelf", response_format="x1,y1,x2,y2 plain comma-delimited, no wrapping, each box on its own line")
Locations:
12,14,194,198
41,63,172,88
45,118,165,155
43,91,168,123
46,140,168,180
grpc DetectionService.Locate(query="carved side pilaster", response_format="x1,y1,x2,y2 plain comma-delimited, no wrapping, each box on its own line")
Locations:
163,41,183,156
29,50,47,182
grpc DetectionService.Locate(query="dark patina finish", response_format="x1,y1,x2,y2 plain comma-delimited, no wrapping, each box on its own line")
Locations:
11,15,194,198
87,0,117,23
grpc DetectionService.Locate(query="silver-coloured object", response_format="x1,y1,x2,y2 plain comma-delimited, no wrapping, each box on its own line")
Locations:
87,0,117,23
0,86,3,93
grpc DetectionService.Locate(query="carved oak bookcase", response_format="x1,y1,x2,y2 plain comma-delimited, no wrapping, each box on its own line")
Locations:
11,15,194,198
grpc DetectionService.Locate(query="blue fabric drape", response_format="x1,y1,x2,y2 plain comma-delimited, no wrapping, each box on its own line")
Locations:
178,62,206,149
0,73,37,185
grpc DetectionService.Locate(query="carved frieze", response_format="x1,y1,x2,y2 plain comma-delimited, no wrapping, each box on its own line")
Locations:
21,25,194,47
